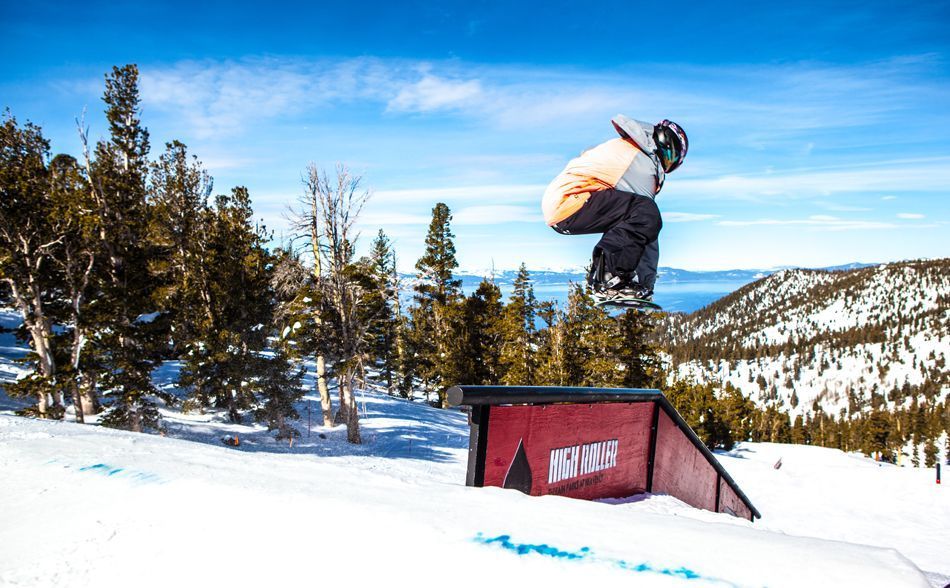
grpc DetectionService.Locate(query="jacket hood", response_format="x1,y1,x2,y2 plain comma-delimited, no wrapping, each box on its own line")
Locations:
612,114,665,190
611,114,656,155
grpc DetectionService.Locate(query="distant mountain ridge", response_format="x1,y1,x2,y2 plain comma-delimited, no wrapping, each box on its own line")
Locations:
402,262,878,287
657,258,950,419
398,262,883,314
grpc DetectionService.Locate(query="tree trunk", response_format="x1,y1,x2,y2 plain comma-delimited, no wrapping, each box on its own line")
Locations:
131,406,142,433
71,327,85,423
28,324,56,418
37,390,49,418
228,390,241,423
316,355,333,427
64,250,97,423
80,373,99,418
51,388,64,412
308,190,334,428
72,379,84,424
343,371,361,444
395,329,408,398
336,373,349,425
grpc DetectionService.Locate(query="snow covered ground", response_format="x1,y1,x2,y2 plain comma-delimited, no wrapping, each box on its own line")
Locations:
2,389,947,587
1,304,946,586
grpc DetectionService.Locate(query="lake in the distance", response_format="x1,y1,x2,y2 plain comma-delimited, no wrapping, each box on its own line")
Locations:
402,273,761,315
492,279,754,314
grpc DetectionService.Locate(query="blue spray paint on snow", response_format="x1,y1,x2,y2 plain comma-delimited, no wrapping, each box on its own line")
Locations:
77,462,164,484
44,459,164,484
80,463,124,476
474,534,736,586
476,534,591,560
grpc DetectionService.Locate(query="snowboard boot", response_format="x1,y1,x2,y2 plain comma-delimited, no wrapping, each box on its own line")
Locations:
593,280,653,304
619,284,654,301
587,251,607,290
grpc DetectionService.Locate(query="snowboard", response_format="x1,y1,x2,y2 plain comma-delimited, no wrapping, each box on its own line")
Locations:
593,296,663,311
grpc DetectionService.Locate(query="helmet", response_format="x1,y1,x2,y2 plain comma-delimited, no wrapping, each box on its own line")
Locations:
654,120,688,173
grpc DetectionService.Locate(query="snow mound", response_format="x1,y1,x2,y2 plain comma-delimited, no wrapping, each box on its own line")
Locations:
0,395,942,587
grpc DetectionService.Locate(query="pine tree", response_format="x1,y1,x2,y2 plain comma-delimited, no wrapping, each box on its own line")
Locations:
84,65,162,433
0,113,63,416
438,295,476,388
48,153,102,422
177,187,276,423
923,437,938,468
535,300,568,386
615,309,660,389
558,283,595,386
388,253,413,399
792,414,807,444
415,203,461,305
863,409,892,461
253,345,306,441
465,278,505,385
720,384,755,444
412,202,463,406
364,230,399,392
499,263,537,385
573,287,621,388
769,407,792,443
147,140,212,351
402,306,427,398
665,379,733,449
270,245,328,436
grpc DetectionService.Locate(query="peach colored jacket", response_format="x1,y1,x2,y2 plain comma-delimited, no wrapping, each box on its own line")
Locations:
542,118,664,226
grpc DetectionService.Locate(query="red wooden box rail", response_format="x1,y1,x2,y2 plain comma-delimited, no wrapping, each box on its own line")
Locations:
448,385,760,521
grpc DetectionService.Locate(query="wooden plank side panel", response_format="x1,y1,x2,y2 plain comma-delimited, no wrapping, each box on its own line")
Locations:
482,402,653,500
718,476,753,520
651,410,718,512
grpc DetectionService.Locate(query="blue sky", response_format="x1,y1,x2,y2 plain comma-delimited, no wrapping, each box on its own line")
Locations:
3,0,948,271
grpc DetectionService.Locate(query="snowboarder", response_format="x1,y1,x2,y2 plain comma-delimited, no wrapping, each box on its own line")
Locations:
542,115,688,305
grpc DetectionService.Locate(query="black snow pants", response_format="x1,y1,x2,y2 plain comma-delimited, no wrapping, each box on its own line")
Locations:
552,189,662,289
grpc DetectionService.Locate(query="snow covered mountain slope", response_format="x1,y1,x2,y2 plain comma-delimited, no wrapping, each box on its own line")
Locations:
1,391,945,587
660,258,950,417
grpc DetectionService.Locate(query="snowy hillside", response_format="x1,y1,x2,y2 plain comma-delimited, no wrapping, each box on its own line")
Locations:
2,390,948,587
660,259,950,418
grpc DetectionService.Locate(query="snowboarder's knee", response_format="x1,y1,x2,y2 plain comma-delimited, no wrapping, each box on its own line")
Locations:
637,197,662,242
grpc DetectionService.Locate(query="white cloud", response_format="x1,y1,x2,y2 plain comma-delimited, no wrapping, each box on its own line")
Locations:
897,213,925,219
357,200,543,230
358,211,433,226
718,216,901,231
485,87,635,129
663,212,720,222
669,157,950,202
141,59,318,138
374,183,545,204
454,205,542,225
815,201,873,212
132,54,949,148
387,75,483,113
201,155,260,171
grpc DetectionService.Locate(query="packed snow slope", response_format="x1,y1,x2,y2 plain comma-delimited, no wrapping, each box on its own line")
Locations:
2,390,946,587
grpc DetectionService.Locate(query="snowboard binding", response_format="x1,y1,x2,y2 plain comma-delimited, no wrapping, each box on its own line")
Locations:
587,252,662,311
